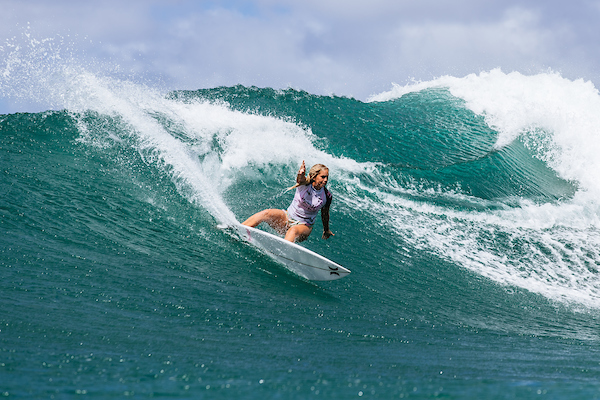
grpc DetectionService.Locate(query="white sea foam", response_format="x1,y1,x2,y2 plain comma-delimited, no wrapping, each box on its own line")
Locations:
368,70,600,308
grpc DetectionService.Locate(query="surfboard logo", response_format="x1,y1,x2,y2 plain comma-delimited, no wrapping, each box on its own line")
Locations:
329,266,340,276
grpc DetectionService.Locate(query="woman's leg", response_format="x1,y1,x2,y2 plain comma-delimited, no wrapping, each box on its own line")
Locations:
284,224,312,243
242,209,288,234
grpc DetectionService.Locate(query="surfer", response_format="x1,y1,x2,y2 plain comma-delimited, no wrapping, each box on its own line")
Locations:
242,161,334,243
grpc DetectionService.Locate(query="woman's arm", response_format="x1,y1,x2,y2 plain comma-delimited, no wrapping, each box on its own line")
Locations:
296,160,309,185
321,204,334,239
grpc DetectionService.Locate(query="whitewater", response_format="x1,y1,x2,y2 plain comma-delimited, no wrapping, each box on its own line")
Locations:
2,34,600,399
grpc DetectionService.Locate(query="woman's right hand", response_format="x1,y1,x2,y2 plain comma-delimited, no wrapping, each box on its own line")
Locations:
298,160,306,176
295,160,308,186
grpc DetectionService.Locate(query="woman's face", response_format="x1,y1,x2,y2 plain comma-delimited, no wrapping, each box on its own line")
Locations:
312,169,329,190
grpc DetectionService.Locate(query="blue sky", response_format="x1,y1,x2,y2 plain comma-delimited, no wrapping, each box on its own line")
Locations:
2,0,600,113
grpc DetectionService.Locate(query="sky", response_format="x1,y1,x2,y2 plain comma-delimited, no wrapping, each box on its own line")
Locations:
1,0,600,113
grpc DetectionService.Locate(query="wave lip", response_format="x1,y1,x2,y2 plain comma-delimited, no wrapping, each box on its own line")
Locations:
371,69,600,195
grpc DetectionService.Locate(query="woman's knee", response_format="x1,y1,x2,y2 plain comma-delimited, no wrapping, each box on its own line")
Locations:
285,225,312,242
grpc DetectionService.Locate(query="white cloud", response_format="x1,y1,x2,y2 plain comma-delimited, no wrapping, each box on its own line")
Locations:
388,8,553,71
1,0,600,113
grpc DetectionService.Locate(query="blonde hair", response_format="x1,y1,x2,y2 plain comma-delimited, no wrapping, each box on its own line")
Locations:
288,163,328,191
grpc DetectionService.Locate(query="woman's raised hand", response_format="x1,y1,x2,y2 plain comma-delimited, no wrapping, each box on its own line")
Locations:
298,160,306,176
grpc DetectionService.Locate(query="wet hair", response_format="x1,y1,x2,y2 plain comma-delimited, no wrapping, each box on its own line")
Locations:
288,163,328,191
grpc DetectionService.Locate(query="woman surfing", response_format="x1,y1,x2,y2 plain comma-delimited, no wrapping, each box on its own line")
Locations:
242,161,334,243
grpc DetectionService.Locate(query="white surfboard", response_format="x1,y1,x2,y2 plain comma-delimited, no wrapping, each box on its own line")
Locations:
224,222,350,281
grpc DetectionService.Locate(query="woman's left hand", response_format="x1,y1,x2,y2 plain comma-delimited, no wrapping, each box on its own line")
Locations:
322,230,334,240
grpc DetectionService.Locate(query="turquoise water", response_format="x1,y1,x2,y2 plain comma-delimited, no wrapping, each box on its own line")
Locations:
3,52,600,398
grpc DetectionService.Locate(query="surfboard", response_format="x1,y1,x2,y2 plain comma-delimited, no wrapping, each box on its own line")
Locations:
223,222,351,281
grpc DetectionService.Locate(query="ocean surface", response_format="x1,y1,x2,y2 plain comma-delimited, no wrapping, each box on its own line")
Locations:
3,41,600,398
